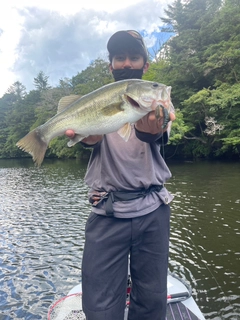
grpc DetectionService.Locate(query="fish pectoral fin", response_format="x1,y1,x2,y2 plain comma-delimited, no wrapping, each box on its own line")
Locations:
101,102,124,116
67,134,87,147
58,95,82,113
117,123,132,141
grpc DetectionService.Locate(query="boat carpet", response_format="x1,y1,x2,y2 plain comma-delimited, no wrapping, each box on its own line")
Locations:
166,302,200,320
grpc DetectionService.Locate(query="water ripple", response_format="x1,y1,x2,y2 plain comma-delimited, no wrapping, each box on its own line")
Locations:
0,159,239,319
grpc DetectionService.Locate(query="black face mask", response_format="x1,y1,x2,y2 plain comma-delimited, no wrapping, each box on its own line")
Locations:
112,68,144,81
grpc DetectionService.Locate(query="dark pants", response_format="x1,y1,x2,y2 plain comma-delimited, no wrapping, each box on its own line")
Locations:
82,204,170,320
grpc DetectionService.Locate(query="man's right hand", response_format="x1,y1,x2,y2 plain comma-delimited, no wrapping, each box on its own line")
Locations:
65,129,103,145
65,129,75,139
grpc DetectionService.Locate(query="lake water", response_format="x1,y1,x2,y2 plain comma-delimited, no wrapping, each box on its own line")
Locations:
0,158,239,320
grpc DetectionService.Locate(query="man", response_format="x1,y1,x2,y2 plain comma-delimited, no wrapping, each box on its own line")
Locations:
66,30,175,320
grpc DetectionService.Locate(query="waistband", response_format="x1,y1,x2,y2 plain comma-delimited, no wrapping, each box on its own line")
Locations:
104,185,163,216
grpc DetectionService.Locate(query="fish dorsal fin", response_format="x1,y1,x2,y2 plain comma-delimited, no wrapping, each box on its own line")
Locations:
100,102,124,116
57,95,81,113
117,123,132,141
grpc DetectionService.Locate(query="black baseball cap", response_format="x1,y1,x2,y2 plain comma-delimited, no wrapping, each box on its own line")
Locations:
107,30,148,62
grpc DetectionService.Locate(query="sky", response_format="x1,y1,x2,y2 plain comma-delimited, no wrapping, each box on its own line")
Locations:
0,0,173,98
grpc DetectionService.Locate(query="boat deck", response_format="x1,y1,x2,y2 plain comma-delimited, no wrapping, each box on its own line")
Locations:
167,272,204,320
167,301,200,320
49,272,205,320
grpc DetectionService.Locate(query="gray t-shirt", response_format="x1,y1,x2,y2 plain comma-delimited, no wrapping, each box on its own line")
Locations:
84,124,173,218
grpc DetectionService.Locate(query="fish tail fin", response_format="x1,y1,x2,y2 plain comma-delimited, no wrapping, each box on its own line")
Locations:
16,129,48,167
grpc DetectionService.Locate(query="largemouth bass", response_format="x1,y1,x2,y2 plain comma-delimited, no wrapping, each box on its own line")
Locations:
16,79,173,166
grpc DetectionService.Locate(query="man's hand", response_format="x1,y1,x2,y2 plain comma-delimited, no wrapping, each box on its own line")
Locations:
65,129,75,139
135,110,176,134
65,129,102,145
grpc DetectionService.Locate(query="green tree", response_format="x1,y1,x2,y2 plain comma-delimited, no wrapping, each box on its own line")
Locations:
0,92,18,157
7,81,26,101
3,90,41,158
33,71,51,91
72,58,113,95
58,77,73,96
158,0,240,159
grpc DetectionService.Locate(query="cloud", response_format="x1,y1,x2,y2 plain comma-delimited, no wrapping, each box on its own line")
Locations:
0,29,3,52
9,0,172,93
